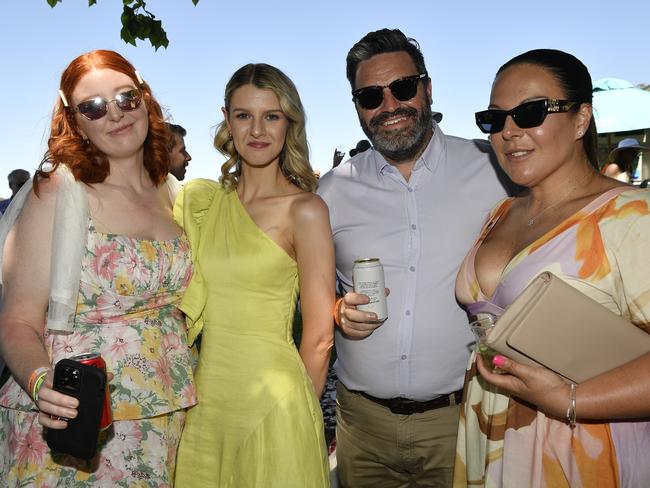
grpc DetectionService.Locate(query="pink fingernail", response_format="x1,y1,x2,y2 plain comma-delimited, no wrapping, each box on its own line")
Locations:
492,355,506,367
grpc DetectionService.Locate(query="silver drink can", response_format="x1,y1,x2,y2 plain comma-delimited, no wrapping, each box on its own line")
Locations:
353,258,388,322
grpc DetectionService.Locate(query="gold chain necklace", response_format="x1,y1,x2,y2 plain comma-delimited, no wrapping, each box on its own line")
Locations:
525,172,594,227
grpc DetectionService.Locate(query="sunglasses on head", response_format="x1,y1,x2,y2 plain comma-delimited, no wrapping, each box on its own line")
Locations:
73,88,143,121
352,73,427,110
475,98,580,134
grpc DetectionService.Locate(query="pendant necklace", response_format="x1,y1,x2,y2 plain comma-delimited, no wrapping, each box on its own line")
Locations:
526,172,594,227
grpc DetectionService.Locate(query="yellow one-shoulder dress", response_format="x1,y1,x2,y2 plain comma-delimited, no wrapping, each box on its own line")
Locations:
174,180,329,488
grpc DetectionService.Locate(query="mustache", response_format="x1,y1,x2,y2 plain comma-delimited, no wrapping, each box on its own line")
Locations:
370,107,418,127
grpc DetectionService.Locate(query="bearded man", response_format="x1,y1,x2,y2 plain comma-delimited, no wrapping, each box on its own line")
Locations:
317,28,512,487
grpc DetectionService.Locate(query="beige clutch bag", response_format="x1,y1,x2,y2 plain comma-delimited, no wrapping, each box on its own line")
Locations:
486,271,650,383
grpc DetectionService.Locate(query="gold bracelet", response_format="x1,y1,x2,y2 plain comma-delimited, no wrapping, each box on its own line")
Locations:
566,382,577,429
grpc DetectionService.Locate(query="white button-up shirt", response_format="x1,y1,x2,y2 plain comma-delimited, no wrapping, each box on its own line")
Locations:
317,124,511,400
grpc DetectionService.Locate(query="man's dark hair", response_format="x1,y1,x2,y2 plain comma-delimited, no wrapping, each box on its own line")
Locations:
349,139,372,157
167,123,187,138
8,169,30,182
346,28,428,90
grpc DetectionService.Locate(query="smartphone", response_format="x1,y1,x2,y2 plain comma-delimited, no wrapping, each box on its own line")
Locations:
46,358,106,459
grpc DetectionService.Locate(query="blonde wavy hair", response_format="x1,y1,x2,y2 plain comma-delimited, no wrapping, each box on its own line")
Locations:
214,63,317,192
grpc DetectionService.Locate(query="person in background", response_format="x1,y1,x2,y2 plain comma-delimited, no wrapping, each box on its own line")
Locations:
0,169,30,214
601,137,649,183
317,28,511,487
347,139,371,158
455,48,650,487
174,63,334,487
332,147,346,168
167,122,192,181
0,49,196,485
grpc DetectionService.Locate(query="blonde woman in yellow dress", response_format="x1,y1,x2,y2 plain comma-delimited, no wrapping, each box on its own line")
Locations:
174,63,335,487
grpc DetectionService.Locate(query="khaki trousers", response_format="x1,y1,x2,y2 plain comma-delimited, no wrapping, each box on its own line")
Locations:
336,382,460,488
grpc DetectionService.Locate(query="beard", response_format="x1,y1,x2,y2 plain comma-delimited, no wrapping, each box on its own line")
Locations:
359,103,433,163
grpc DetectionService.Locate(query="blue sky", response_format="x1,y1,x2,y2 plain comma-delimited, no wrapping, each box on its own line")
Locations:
1,1,649,197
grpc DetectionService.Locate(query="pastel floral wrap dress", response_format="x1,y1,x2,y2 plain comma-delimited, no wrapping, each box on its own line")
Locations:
454,187,650,488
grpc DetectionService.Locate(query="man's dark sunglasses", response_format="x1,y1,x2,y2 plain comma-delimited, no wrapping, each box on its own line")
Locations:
475,99,580,134
352,73,427,110
74,88,143,121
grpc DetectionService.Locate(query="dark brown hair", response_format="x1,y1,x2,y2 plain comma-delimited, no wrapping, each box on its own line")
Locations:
497,49,599,169
346,29,429,90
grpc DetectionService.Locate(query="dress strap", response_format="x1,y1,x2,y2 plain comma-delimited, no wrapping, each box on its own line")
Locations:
581,186,635,214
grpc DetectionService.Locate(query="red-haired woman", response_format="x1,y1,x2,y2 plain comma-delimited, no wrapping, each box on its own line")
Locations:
0,50,196,486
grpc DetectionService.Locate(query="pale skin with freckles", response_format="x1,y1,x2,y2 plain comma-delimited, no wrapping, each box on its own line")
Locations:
473,63,650,420
0,68,181,430
223,84,335,396
336,51,437,338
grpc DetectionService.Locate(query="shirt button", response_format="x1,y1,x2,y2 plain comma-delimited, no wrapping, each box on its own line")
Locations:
401,355,407,360
408,187,414,192
405,310,411,316
409,266,415,272
411,224,417,230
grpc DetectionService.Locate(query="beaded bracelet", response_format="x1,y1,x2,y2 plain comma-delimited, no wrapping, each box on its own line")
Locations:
27,366,49,396
28,366,50,403
332,297,345,327
566,382,577,429
32,372,49,403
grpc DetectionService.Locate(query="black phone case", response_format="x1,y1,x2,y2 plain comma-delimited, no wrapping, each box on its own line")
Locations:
46,358,106,459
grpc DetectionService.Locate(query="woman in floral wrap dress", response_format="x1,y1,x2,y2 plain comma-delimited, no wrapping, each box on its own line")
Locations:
454,49,650,488
0,50,196,487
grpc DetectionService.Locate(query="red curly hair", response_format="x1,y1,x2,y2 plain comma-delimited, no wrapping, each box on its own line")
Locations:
35,49,171,191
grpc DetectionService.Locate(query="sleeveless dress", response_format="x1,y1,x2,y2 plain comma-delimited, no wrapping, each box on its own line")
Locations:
173,180,330,488
453,187,650,488
0,220,197,487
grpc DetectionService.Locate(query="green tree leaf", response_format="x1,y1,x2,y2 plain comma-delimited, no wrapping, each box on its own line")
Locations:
47,0,198,50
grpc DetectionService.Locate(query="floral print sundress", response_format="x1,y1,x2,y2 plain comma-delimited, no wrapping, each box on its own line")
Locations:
0,220,197,487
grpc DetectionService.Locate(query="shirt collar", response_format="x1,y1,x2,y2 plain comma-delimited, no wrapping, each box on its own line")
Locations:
373,121,445,177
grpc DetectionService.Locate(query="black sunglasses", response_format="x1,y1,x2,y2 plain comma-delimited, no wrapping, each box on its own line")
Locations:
352,73,427,110
74,88,143,121
475,99,580,134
